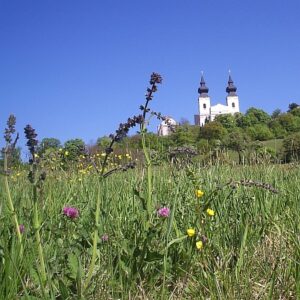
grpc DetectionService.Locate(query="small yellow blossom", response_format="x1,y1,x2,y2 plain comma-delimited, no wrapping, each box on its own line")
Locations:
206,208,215,216
187,228,195,237
16,172,21,177
196,240,203,250
101,153,106,157
64,151,69,156
195,189,204,198
34,153,39,158
59,148,63,152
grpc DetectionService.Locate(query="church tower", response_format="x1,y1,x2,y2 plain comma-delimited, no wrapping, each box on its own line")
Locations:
198,75,211,126
226,74,240,114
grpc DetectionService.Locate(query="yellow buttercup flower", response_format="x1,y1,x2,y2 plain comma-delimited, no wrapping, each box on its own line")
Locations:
64,151,69,156
196,241,203,250
195,189,204,198
187,228,196,237
206,208,215,216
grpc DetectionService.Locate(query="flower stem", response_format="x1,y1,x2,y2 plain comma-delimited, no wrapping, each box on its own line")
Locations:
33,184,47,284
83,180,102,292
3,147,23,247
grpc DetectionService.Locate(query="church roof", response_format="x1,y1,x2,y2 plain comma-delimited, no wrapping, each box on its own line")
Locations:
198,75,209,97
226,75,237,96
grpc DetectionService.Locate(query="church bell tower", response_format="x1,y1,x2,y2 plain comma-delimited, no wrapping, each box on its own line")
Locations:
198,74,211,126
226,74,240,114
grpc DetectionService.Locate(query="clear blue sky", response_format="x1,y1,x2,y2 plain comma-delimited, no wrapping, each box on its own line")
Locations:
1,0,300,154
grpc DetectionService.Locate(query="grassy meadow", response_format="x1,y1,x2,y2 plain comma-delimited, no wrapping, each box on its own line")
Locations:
1,161,300,299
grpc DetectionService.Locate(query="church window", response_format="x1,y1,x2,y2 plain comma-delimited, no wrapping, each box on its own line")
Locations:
203,104,206,109
232,102,235,108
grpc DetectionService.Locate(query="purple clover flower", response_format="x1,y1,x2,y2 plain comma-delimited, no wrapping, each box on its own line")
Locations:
157,206,170,218
19,224,25,234
101,234,109,242
63,207,79,219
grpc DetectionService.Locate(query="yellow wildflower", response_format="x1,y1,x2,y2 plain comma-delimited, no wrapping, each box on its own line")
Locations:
101,153,106,157
64,151,69,156
187,228,195,237
59,148,63,152
195,189,204,198
206,208,215,216
196,241,203,250
118,155,122,160
34,153,39,158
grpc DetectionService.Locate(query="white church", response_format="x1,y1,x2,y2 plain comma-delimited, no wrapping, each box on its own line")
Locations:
158,73,240,135
194,74,240,126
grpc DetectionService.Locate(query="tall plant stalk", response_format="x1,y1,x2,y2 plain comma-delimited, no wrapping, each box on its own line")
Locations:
24,125,47,286
3,147,22,245
2,115,22,246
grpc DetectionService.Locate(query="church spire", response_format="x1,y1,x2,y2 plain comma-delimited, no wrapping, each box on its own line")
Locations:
226,73,237,96
198,73,209,97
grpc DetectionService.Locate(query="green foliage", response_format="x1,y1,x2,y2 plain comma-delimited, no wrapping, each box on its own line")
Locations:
171,124,198,146
277,113,300,132
96,136,111,149
64,139,86,161
214,113,237,129
39,138,61,153
271,108,281,119
288,102,299,112
282,132,300,162
200,122,227,140
246,124,274,141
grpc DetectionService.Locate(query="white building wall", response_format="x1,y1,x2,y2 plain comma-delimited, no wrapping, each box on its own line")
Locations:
198,96,211,126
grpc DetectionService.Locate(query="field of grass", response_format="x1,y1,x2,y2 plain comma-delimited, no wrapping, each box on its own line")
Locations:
1,162,300,299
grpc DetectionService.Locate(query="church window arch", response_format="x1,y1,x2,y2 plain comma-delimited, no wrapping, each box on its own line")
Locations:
203,103,206,109
232,102,235,108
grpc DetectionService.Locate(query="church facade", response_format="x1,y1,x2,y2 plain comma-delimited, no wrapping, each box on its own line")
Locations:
194,74,240,126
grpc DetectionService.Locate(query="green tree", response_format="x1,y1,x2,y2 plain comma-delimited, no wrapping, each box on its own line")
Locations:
96,136,111,149
246,124,274,141
214,114,236,129
172,124,198,146
282,132,300,162
38,138,61,154
199,122,227,140
271,108,281,119
245,107,271,125
64,139,86,161
288,102,299,112
226,129,250,164
277,113,299,132
269,119,287,138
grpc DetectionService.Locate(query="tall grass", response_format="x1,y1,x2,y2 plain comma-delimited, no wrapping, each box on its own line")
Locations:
1,163,299,299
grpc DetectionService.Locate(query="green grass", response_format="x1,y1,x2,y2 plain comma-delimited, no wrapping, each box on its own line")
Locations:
1,163,300,299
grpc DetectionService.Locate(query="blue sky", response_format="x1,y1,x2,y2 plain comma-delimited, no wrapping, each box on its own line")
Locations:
1,0,300,154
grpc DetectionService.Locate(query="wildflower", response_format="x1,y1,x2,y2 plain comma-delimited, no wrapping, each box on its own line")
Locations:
34,153,39,158
19,224,25,234
195,189,204,198
101,234,109,242
59,148,63,152
101,152,106,157
196,240,203,250
63,207,79,219
187,228,195,237
157,207,170,218
206,208,215,216
118,155,122,160
64,151,69,156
